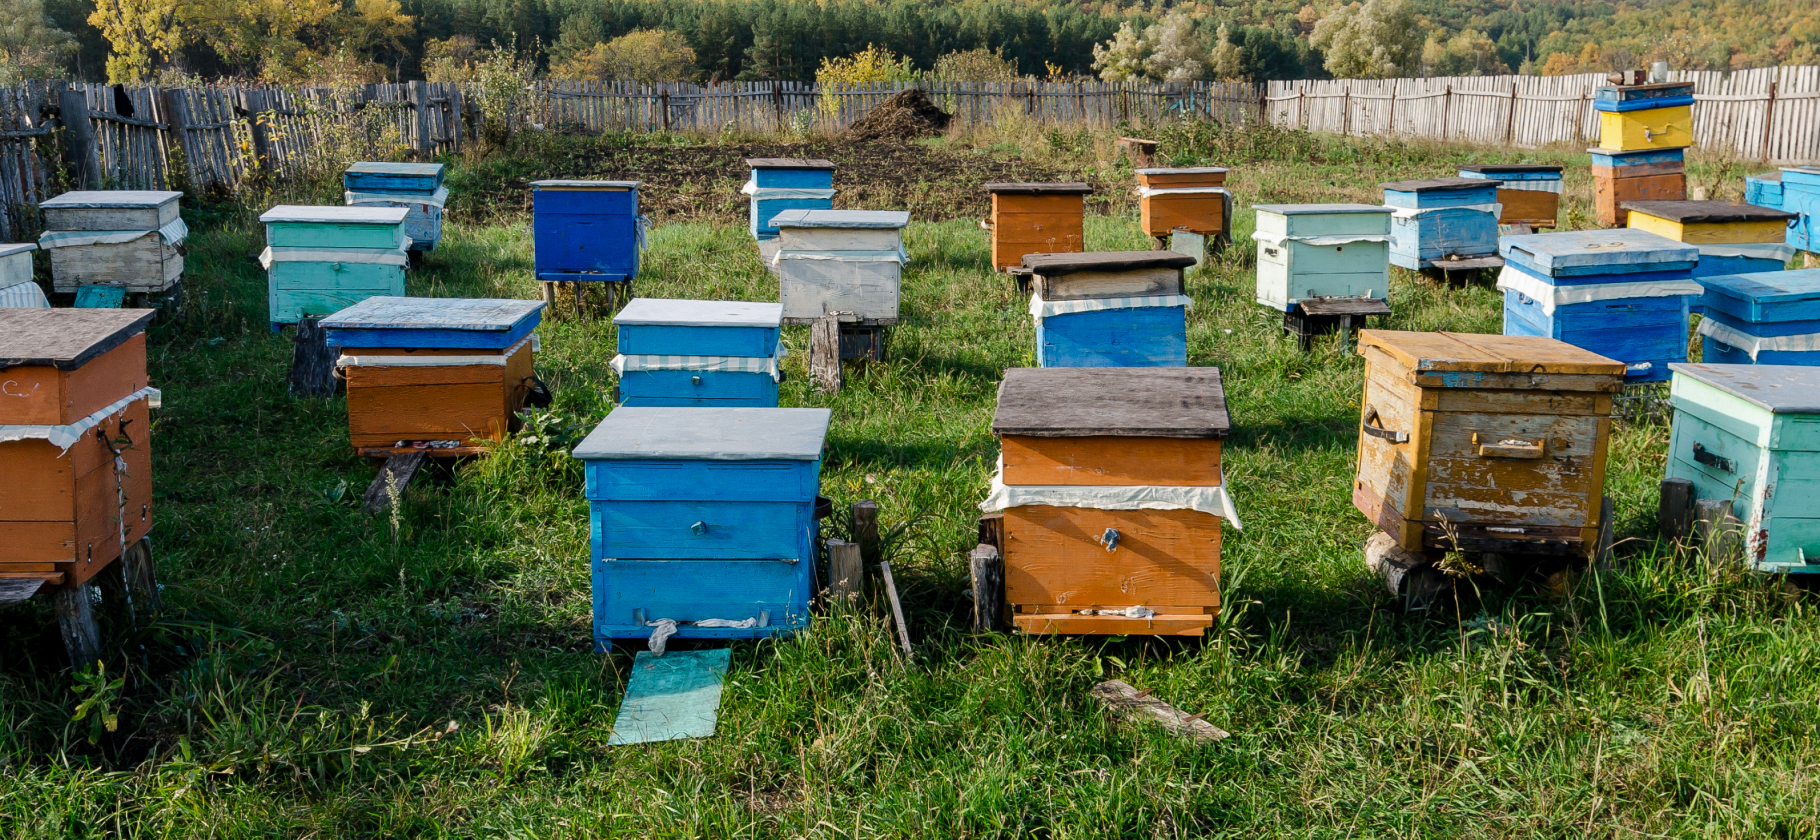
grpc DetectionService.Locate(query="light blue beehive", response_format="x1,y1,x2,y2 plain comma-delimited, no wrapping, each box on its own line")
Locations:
612,298,784,407
1024,251,1193,368
344,162,448,252
1381,178,1501,270
1697,269,1820,366
1747,172,1784,211
1784,167,1820,253
744,158,836,240
260,205,410,329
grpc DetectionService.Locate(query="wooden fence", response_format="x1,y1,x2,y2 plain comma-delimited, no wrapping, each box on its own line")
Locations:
1266,67,1820,163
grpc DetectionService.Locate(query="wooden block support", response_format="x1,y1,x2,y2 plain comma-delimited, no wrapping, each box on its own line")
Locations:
52,582,103,667
810,314,842,394
288,316,338,398
363,450,429,515
1595,496,1618,571
853,500,880,566
1089,679,1229,743
977,513,1005,552
827,539,862,604
0,578,46,609
1659,478,1695,542
969,545,1004,631
1364,531,1451,612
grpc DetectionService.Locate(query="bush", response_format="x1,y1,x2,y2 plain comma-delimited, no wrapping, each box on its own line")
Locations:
815,45,917,114
553,29,697,84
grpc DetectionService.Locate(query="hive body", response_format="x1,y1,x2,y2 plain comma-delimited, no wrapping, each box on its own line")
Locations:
987,183,1090,272
1784,167,1820,252
1458,165,1564,228
612,299,783,407
1591,148,1688,226
261,206,409,328
1625,200,1797,280
1253,204,1393,312
1135,167,1229,238
746,159,835,240
771,210,908,325
531,181,644,282
1024,251,1192,367
344,163,447,252
38,191,185,294
1696,270,1820,366
1382,178,1502,270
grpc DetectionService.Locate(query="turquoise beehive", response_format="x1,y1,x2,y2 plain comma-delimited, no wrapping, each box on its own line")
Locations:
259,205,409,329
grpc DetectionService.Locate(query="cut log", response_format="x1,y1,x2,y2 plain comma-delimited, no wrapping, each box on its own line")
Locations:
289,316,338,398
363,450,429,514
969,544,1004,631
810,313,842,394
1659,478,1695,542
853,499,881,566
52,582,103,667
827,538,862,604
1364,531,1451,612
1089,679,1229,743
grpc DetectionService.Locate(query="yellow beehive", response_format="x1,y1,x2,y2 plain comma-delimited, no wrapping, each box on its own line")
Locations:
1599,106,1693,152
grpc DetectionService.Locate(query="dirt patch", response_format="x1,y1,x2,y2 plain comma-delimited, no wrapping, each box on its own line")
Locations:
844,89,953,142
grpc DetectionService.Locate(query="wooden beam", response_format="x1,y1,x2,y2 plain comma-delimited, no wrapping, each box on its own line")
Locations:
0,578,45,609
57,84,101,190
364,450,429,514
879,561,913,659
810,313,842,394
852,499,880,566
1659,478,1695,542
52,582,103,667
1089,679,1229,743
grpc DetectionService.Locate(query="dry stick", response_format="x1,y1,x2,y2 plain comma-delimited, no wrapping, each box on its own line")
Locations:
878,561,913,660
1089,679,1229,743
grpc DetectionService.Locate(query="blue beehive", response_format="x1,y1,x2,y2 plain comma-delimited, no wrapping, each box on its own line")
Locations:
1747,172,1784,211
1023,251,1194,367
1696,269,1820,366
612,298,784,407
344,162,447,253
1784,167,1820,252
1381,178,1502,270
531,181,646,283
744,158,835,240
1497,229,1701,382
573,406,831,649
1593,82,1696,112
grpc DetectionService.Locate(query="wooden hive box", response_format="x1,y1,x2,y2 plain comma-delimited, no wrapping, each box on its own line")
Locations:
744,159,835,240
1595,83,1694,152
1591,148,1687,226
0,243,45,309
37,191,185,295
770,209,909,325
1624,200,1797,278
986,367,1238,636
613,298,783,407
1134,167,1229,238
1023,251,1194,368
1252,204,1393,312
346,163,449,253
0,309,157,587
1746,172,1784,211
1497,229,1700,382
531,180,644,282
1666,364,1820,572
260,206,409,329
1458,164,1564,227
573,406,831,648
1381,178,1502,270
1696,269,1820,366
1353,330,1625,557
1784,167,1820,253
986,183,1091,272
321,296,545,457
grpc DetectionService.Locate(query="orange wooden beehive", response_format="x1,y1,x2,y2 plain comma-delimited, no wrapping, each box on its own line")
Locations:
321,297,546,457
0,309,156,587
1135,167,1229,238
1591,147,1687,226
985,182,1091,272
983,367,1239,636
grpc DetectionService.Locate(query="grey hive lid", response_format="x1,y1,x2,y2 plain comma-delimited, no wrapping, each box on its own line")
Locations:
1022,250,1195,275
745,158,835,169
572,407,832,461
1458,164,1564,174
614,298,783,328
1500,228,1698,267
1671,364,1820,414
531,179,640,189
260,205,410,225
320,297,546,331
41,190,181,209
0,309,155,370
1253,203,1393,215
985,182,1092,195
347,162,444,176
1380,177,1498,192
0,242,36,258
1621,200,1797,223
992,367,1230,438
1751,171,1783,182
770,209,910,229
1135,166,1228,175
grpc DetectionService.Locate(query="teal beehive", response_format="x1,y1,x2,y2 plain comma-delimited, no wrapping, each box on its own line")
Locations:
1666,364,1820,573
259,205,410,329
344,162,448,252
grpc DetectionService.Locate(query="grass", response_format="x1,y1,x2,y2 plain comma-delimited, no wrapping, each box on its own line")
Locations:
2,122,1817,838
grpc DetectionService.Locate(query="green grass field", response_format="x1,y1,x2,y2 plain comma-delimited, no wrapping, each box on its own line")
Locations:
3,124,1817,838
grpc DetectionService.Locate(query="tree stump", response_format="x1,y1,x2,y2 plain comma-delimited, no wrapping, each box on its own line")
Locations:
288,316,338,398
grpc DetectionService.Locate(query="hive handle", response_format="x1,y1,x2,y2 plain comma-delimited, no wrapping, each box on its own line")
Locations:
690,520,709,536
1474,432,1544,459
1361,406,1409,444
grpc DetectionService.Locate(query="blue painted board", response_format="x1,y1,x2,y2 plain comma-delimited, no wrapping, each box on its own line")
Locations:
1700,308,1820,338
261,206,410,250
1786,182,1820,251
534,214,640,279
751,196,834,239
585,458,819,503
1702,336,1820,367
1502,260,1694,288
1389,208,1499,267
617,370,779,407
1696,254,1788,280
1747,173,1784,210
1595,83,1694,105
1699,269,1820,323
1036,305,1187,368
1594,95,1696,112
592,558,811,643
618,324,780,357
73,286,126,308
590,500,809,560
607,649,730,745
1503,288,1687,381
1782,167,1820,188
571,407,830,463
320,297,544,349
749,168,835,190
1381,180,1499,209
1590,147,1687,170
532,187,637,216
1501,229,1699,277
343,162,444,192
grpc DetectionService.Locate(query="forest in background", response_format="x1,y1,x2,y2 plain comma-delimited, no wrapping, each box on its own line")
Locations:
4,0,1819,87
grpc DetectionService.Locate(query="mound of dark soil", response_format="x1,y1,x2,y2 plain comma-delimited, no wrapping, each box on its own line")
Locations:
845,89,953,142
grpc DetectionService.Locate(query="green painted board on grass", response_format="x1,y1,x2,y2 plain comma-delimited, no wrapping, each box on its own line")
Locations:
608,648,730,745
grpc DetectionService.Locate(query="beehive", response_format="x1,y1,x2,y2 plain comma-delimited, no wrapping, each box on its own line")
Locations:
573,406,830,648
1624,200,1797,278
1134,167,1229,239
1784,167,1820,252
260,205,409,329
1353,330,1625,556
1498,229,1700,382
345,162,448,253
612,298,783,407
770,209,908,325
1591,148,1687,226
1381,178,1502,270
0,243,45,308
984,367,1239,636
1252,204,1393,312
985,183,1091,272
1666,364,1820,572
1696,269,1820,366
1746,172,1784,211
37,191,185,295
1457,164,1564,227
0,309,157,587
531,180,645,282
1595,82,1695,152
744,159,835,240
320,297,545,456
1022,251,1194,367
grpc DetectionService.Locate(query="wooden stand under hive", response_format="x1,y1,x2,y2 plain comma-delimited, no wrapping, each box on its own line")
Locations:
1665,364,1820,573
984,183,1091,273
1253,203,1395,347
37,191,185,300
1497,229,1700,383
531,180,646,312
770,209,907,358
612,299,784,407
573,407,831,649
1623,200,1797,279
1022,251,1194,367
1134,167,1230,246
260,205,409,330
1695,269,1820,366
1353,330,1625,559
978,367,1240,636
1457,164,1564,228
744,159,835,240
344,162,448,255
320,296,546,458
1381,178,1503,273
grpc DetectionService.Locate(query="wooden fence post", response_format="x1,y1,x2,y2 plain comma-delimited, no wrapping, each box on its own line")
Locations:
56,84,100,189
239,88,272,180
660,89,671,132
1761,81,1778,162
410,80,432,156
1341,85,1350,136
1257,86,1267,127
1504,83,1519,145
1297,87,1306,129
1386,81,1397,135
1576,87,1588,145
1440,84,1451,140
447,86,464,152
157,88,191,188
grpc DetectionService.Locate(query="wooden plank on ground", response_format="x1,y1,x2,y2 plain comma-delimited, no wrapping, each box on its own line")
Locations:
1089,679,1229,742
608,648,730,745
